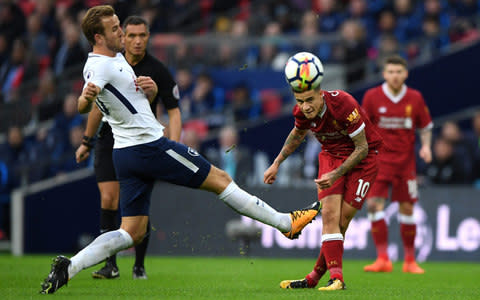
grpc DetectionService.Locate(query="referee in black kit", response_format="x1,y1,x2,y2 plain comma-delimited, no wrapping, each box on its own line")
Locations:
76,15,182,279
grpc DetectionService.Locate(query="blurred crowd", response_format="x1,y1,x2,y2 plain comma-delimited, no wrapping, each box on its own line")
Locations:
416,112,480,187
1,0,480,240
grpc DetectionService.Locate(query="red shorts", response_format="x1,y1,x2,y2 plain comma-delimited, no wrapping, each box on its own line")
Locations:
369,171,418,203
317,151,378,210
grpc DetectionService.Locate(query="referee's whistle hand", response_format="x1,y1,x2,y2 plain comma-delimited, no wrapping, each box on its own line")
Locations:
76,145,90,163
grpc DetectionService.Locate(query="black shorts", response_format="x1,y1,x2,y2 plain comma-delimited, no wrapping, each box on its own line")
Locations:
94,123,117,182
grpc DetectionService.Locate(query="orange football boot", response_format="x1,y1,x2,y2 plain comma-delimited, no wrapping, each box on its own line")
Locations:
363,258,393,272
402,261,425,274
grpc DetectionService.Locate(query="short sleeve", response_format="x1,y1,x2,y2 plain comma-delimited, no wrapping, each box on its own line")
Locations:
154,62,179,110
336,93,366,137
83,60,111,90
415,93,433,130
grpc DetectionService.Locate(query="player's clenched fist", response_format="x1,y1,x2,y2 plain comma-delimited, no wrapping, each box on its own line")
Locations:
136,76,158,100
314,171,339,190
82,82,99,102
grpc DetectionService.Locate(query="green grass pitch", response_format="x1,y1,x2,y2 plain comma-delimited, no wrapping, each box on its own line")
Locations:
0,254,479,299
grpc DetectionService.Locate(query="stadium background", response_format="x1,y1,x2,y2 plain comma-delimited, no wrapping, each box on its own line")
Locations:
0,0,479,263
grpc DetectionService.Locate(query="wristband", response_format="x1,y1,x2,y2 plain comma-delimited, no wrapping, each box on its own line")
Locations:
82,135,95,149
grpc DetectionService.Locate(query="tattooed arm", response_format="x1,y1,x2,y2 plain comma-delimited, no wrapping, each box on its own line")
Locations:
264,127,308,184
418,127,432,163
315,129,369,189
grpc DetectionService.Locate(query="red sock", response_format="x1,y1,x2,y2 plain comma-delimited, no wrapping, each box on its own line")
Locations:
371,219,389,260
401,223,416,262
305,247,326,287
322,240,344,282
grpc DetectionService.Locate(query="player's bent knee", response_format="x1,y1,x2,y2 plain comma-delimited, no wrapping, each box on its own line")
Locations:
100,194,119,210
213,166,232,183
366,197,384,212
322,214,340,232
201,165,233,194
99,184,120,209
124,228,146,245
399,202,414,215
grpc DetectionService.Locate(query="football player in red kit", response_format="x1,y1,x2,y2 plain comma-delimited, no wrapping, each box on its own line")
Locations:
265,55,383,290
361,55,432,274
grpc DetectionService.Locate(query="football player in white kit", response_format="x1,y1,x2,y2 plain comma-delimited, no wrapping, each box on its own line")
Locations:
40,5,321,294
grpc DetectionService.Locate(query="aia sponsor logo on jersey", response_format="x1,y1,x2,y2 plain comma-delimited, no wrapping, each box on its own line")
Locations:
347,108,360,124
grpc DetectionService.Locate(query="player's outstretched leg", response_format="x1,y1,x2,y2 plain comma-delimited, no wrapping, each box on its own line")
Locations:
40,256,71,294
283,201,322,239
216,179,321,239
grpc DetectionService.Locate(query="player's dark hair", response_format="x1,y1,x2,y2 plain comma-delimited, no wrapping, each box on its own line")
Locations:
81,5,115,46
291,85,321,93
384,55,407,69
123,16,149,32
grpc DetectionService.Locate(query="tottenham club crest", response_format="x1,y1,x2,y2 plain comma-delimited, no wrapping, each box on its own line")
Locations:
187,147,199,156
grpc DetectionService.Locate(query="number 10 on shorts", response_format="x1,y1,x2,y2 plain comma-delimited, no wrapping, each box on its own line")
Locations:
355,179,370,202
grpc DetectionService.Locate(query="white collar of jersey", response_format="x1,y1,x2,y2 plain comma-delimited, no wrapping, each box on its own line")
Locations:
88,52,123,59
319,97,327,118
382,82,407,104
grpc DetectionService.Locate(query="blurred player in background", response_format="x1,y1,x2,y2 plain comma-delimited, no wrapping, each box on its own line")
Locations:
361,55,432,274
41,5,320,294
76,15,181,280
265,52,383,291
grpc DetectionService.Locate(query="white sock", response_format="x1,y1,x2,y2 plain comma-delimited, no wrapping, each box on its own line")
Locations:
68,229,133,279
218,181,291,232
367,211,385,221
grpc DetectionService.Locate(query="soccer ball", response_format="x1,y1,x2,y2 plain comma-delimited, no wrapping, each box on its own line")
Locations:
284,52,324,92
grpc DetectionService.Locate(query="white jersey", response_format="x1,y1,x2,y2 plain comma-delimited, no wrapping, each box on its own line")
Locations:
83,52,164,148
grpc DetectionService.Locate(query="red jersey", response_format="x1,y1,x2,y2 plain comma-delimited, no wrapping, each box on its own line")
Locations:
294,90,382,157
362,83,432,174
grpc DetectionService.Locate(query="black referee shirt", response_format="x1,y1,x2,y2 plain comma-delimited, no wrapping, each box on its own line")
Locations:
131,51,179,116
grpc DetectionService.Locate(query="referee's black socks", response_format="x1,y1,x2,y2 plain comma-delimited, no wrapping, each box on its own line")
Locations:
100,209,119,267
134,221,150,268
